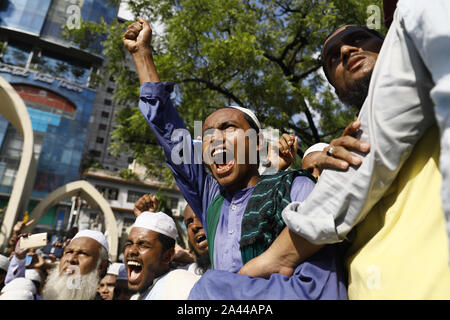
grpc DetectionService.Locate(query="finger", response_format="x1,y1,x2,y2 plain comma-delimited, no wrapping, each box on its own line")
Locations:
124,22,143,40
129,21,144,33
292,137,299,156
322,154,350,170
331,135,370,153
341,120,361,137
328,146,362,166
24,219,35,227
123,29,139,41
278,137,290,154
138,17,152,32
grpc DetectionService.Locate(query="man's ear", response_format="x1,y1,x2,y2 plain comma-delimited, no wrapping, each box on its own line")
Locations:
162,247,175,265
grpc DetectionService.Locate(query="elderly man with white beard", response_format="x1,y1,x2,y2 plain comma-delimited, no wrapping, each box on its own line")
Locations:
42,230,109,300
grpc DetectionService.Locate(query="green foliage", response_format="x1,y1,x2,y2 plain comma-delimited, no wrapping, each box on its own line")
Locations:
154,191,173,217
119,169,139,180
66,0,384,181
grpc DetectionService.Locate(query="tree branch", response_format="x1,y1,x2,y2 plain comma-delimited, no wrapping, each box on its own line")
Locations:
180,78,246,107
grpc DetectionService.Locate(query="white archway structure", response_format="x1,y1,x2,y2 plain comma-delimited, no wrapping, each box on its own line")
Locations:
25,180,119,261
0,76,35,252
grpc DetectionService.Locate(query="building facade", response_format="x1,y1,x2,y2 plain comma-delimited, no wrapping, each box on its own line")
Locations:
80,166,188,261
0,0,119,231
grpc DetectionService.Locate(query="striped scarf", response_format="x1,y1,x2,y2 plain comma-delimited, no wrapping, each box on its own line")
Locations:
206,169,316,268
240,169,316,264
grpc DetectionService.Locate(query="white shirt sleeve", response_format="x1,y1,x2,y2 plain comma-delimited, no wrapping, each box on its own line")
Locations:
397,0,450,247
282,1,444,244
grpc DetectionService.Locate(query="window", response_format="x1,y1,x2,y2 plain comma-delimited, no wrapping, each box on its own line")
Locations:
127,190,146,203
96,137,104,144
124,217,134,227
89,150,101,158
101,111,109,118
1,41,32,68
169,197,179,210
31,49,91,85
104,99,112,106
98,124,107,131
95,185,119,200
107,87,114,94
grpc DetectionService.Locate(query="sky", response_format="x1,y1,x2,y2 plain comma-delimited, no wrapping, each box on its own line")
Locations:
117,1,134,21
117,1,164,34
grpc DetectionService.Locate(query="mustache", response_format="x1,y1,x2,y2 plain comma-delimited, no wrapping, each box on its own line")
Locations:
42,265,100,300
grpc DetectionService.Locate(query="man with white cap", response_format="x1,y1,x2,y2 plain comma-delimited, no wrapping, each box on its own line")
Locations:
123,18,347,299
41,229,109,300
0,254,9,290
125,211,199,300
25,269,42,299
113,263,134,300
96,262,121,300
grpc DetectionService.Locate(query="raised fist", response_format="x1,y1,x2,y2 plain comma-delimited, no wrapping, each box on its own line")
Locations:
133,193,159,217
123,17,153,55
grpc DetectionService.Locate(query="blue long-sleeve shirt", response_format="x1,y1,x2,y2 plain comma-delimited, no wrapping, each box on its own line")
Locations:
139,81,347,299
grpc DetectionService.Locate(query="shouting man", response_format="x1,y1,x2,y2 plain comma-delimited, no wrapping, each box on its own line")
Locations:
123,18,346,299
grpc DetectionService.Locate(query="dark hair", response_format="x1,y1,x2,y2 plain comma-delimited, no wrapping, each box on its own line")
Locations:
158,233,176,252
321,25,385,86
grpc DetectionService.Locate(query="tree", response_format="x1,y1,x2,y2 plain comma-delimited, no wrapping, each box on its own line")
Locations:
65,0,385,182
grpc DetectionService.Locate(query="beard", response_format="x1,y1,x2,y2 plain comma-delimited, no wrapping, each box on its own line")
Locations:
42,264,101,300
194,250,211,275
339,71,372,110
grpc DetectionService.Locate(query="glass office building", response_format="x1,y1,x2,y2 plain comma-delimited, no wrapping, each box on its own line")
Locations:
0,0,119,227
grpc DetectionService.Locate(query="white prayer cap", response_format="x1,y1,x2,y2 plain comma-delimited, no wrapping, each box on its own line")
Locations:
71,230,109,252
1,278,36,295
106,262,122,276
117,264,128,281
0,254,9,272
229,106,262,131
303,142,329,159
132,211,178,240
25,269,42,284
0,290,34,300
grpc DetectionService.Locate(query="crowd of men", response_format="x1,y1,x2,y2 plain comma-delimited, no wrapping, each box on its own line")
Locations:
0,0,449,300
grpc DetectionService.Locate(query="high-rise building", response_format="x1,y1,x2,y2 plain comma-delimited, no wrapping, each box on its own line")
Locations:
0,0,119,230
82,49,136,173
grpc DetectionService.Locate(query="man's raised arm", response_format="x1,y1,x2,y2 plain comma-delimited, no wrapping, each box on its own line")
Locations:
123,18,160,84
123,19,209,219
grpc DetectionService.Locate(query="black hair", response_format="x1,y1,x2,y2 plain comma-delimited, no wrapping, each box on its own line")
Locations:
321,25,385,86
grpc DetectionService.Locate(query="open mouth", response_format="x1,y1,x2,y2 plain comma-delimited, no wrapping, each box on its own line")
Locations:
195,233,208,249
63,266,77,276
127,260,143,283
211,148,235,176
347,55,365,72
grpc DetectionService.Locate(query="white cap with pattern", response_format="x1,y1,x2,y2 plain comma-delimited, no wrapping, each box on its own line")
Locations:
132,211,178,240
